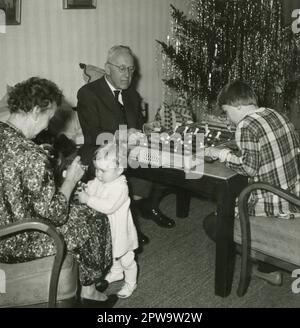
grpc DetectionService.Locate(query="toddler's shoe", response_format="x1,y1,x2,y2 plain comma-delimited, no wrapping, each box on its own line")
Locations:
105,271,124,284
117,282,137,299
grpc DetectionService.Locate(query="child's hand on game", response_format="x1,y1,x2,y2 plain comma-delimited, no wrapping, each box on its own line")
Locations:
205,147,231,163
205,147,221,160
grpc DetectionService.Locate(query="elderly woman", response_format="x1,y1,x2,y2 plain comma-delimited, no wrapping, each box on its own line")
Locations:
0,77,113,304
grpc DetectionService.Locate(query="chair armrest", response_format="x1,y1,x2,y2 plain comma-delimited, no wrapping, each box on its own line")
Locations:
237,182,300,297
0,219,66,308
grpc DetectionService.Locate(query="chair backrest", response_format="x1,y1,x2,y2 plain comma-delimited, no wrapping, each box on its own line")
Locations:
0,219,66,308
236,182,300,296
79,63,105,84
71,63,106,145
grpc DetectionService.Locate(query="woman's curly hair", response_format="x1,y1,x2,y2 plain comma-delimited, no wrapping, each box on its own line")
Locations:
7,77,63,113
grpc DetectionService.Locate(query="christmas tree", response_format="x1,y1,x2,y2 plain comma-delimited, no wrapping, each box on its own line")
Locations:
157,0,300,127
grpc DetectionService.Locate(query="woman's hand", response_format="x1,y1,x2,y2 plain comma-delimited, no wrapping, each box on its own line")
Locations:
64,156,85,185
114,128,144,145
60,157,85,201
128,128,144,145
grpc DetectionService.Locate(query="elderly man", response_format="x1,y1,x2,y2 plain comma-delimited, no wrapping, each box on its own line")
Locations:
76,45,175,244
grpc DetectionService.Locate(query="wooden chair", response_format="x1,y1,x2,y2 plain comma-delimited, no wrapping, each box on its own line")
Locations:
234,182,300,296
0,219,78,308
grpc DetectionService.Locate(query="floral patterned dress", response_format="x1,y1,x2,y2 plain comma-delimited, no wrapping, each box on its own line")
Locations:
0,122,112,285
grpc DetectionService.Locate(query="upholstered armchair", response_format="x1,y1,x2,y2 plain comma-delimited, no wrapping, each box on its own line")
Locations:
234,182,300,296
79,63,105,84
0,220,78,308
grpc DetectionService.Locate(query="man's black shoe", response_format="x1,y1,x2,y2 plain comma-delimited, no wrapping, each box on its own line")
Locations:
79,294,118,308
137,199,175,228
142,207,175,228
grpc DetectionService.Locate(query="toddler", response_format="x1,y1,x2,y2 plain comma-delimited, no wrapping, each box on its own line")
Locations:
76,143,139,298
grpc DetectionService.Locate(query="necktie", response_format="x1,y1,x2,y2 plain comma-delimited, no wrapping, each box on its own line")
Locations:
113,90,127,124
113,90,123,108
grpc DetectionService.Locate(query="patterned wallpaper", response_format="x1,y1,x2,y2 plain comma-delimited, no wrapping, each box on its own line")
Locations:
0,0,188,120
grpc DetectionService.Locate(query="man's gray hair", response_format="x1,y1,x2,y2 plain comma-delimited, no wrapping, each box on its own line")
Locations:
106,45,133,63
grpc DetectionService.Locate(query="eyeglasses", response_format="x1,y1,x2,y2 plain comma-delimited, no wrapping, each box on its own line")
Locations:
107,62,135,74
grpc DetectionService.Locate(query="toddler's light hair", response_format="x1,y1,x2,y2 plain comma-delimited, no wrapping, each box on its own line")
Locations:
94,142,127,169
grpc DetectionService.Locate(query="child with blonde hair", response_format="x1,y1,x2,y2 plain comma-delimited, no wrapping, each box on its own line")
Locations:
76,142,139,298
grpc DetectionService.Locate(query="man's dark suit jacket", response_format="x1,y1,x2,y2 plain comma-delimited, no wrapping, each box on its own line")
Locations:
77,76,144,146
77,76,166,211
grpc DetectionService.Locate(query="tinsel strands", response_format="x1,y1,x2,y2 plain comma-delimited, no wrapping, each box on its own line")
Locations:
158,0,300,120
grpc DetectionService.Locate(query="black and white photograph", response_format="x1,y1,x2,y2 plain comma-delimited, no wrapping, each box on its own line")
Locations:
1,0,300,319
0,0,21,25
63,0,97,9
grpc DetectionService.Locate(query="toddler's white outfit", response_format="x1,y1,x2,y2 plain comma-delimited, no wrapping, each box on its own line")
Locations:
86,175,139,298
